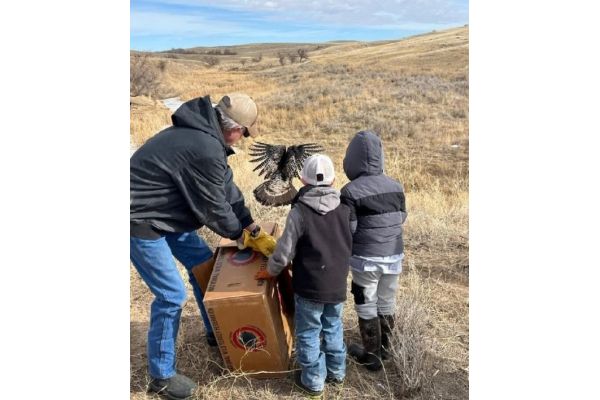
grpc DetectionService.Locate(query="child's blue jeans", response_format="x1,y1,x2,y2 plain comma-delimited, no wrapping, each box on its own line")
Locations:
294,294,346,392
130,231,213,379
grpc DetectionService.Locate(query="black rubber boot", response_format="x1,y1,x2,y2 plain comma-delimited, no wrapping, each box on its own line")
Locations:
348,317,382,371
379,314,395,360
149,373,197,400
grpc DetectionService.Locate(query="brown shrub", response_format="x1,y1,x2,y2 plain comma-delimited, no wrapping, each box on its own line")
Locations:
130,53,162,97
203,56,220,67
388,267,433,395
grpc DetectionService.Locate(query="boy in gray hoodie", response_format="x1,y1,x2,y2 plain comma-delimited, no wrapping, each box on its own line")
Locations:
255,154,353,396
340,130,407,372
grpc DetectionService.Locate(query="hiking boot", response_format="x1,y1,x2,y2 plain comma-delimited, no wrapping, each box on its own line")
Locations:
293,370,323,397
379,314,395,361
206,331,218,347
348,317,382,371
149,373,197,400
325,375,344,385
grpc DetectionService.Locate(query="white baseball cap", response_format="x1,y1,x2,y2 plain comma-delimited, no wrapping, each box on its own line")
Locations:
301,154,335,186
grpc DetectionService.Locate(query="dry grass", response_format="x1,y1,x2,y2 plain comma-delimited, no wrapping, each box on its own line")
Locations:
130,103,172,148
131,26,468,399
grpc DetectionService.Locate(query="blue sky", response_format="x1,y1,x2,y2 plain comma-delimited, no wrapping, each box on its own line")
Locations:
131,0,469,51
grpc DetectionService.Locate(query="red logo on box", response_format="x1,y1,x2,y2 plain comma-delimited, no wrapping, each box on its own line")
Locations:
227,248,258,266
230,325,267,351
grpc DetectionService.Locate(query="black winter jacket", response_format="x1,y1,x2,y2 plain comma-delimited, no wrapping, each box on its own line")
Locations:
340,130,407,257
130,96,253,240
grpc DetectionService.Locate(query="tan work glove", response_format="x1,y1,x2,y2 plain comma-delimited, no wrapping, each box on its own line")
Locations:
238,226,277,257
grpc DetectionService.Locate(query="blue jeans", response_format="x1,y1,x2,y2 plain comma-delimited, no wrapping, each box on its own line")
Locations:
130,231,214,379
294,294,346,392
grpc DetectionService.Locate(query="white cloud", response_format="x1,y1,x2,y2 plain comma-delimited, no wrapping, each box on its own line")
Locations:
149,0,468,26
131,0,468,48
131,10,238,36
130,8,326,42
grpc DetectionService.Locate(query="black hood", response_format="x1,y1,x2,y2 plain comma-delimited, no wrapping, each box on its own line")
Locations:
171,95,224,146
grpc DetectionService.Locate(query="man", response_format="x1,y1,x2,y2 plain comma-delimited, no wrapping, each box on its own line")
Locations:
130,93,275,400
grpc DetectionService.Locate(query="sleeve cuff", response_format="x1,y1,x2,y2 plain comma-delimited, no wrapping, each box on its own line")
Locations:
229,228,244,241
239,215,254,230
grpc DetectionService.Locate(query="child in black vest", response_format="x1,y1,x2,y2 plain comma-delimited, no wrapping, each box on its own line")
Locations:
255,154,353,396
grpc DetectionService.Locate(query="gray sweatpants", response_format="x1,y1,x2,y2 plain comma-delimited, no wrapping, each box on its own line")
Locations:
351,270,400,319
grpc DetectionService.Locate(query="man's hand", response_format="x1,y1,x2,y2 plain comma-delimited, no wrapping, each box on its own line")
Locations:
245,222,259,233
255,269,276,280
236,223,259,249
239,227,277,257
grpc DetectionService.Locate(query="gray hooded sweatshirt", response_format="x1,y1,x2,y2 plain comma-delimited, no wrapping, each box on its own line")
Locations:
341,130,407,262
267,186,349,276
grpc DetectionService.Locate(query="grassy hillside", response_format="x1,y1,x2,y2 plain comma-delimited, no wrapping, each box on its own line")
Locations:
130,26,469,399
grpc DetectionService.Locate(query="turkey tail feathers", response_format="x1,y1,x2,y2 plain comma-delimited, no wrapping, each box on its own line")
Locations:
253,180,298,207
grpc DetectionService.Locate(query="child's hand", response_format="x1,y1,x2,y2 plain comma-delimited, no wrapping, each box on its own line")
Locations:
255,269,275,280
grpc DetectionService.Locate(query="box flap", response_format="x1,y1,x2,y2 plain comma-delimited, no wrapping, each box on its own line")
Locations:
191,253,216,294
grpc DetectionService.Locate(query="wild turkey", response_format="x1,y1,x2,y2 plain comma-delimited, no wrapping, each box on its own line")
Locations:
249,141,323,206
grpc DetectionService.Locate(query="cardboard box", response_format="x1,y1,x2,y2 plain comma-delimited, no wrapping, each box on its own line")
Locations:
202,222,294,378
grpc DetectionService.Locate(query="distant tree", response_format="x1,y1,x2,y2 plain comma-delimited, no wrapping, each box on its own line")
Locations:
277,52,286,66
252,53,263,63
240,58,247,67
297,48,309,61
203,56,220,66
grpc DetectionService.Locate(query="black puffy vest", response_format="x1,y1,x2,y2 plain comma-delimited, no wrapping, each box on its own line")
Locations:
292,200,352,303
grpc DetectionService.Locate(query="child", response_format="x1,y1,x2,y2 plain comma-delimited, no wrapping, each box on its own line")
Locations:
340,130,407,371
255,154,353,396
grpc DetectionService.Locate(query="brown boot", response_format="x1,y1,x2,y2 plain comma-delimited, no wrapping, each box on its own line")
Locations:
348,317,382,371
379,314,395,360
